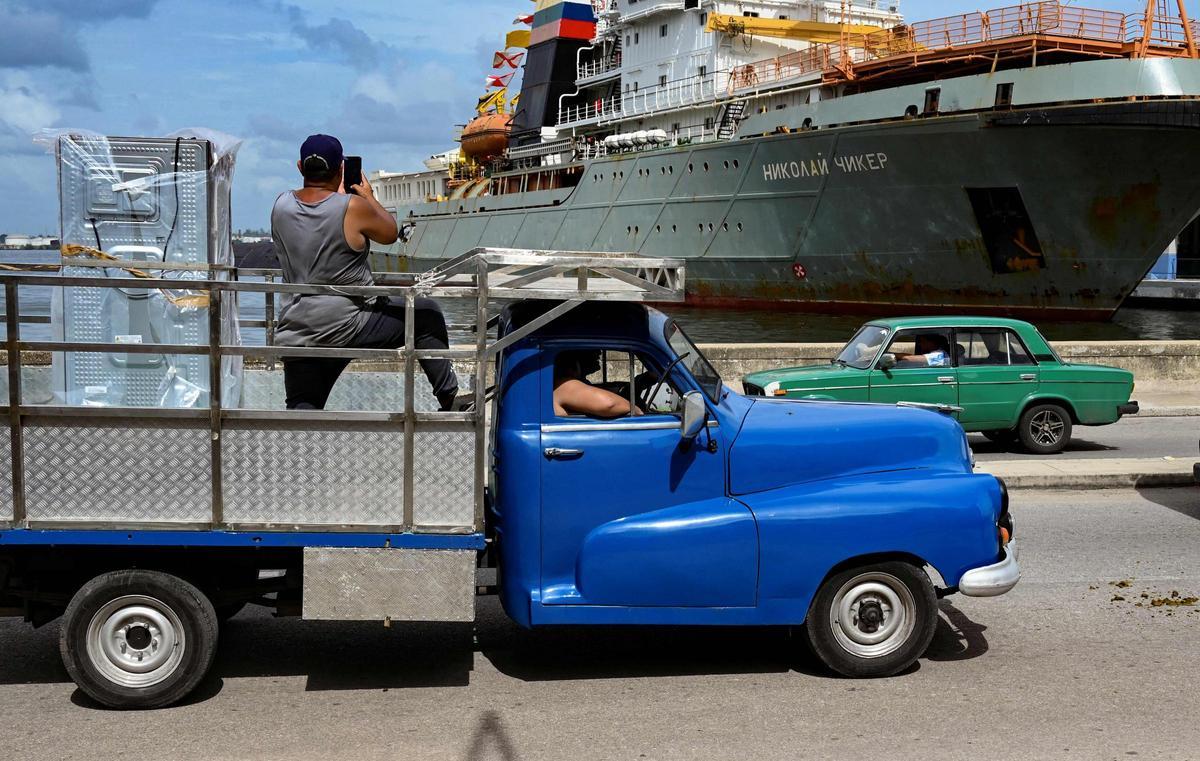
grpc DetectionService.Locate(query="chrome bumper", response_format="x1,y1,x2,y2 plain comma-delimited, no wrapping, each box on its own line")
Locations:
959,541,1021,597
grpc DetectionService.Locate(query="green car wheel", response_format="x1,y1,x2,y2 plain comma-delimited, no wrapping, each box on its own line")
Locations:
1018,403,1073,455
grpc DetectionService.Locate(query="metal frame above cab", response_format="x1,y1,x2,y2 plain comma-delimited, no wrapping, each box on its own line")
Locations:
0,247,685,539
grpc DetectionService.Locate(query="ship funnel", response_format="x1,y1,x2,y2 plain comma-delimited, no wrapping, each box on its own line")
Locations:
510,1,597,148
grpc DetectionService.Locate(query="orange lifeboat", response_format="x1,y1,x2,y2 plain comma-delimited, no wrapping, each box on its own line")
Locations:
460,113,512,162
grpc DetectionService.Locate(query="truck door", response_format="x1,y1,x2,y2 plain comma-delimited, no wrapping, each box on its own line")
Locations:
869,328,959,412
538,347,758,609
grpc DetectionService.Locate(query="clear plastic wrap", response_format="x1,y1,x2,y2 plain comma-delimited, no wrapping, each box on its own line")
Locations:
35,128,244,408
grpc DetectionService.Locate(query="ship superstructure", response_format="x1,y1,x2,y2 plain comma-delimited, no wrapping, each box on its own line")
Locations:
385,1,1200,319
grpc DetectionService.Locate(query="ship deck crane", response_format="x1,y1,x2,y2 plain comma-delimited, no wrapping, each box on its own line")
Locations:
705,13,883,44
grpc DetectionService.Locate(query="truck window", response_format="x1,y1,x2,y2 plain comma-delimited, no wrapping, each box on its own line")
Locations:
664,322,723,400
552,348,682,419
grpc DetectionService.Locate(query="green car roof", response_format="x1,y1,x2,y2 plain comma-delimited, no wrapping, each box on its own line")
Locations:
865,316,1039,330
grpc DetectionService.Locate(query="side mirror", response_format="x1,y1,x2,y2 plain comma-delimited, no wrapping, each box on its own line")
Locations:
680,391,706,441
878,353,897,371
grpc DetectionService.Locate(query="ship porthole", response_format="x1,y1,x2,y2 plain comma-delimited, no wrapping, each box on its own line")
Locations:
668,166,673,174
723,160,730,170
698,223,704,232
656,225,661,233
671,224,677,233
627,226,633,234
737,222,744,232
703,162,710,172
688,163,693,173
733,160,740,169
722,222,728,232
707,223,714,232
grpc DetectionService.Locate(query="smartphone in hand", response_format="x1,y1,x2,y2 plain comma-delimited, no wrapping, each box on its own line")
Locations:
343,156,363,194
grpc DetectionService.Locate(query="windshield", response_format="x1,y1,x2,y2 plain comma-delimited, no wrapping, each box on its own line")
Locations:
665,321,723,401
835,325,890,369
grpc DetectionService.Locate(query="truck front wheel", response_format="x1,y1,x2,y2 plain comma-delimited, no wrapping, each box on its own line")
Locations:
60,570,218,709
806,562,938,678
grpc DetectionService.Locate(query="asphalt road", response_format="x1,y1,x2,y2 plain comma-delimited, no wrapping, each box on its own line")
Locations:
971,415,1198,463
2,488,1199,761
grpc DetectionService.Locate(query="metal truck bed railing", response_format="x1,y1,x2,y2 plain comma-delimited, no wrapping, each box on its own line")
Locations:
0,248,684,536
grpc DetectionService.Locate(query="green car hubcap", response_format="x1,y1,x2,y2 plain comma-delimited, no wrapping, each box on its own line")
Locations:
1030,410,1066,447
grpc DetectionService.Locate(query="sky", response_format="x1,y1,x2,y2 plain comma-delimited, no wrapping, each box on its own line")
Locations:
0,0,1176,234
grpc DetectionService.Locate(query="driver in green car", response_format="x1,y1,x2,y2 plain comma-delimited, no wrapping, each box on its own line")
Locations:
895,333,953,368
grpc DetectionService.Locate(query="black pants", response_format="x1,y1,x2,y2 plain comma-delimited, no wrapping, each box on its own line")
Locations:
283,297,459,410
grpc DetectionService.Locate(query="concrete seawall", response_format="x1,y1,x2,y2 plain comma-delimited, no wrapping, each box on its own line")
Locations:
6,341,1197,395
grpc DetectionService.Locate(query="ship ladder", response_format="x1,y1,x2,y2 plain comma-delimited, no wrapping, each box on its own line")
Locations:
717,100,747,140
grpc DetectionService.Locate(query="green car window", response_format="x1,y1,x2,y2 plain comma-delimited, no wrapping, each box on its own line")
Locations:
836,325,890,369
958,329,1036,366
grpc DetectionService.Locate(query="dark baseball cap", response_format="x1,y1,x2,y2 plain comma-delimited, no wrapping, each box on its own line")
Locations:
299,134,343,177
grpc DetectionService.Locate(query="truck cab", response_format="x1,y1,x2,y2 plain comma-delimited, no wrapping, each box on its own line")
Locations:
489,301,1018,677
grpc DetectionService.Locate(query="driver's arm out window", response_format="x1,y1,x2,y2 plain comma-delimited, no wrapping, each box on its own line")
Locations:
551,350,680,419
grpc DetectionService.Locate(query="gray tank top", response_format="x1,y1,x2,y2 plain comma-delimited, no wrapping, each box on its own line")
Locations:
270,191,375,347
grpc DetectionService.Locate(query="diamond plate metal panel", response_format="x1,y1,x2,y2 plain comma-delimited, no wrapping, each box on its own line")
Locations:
23,420,211,523
302,547,475,622
412,424,475,528
0,434,12,524
239,369,441,412
222,421,406,526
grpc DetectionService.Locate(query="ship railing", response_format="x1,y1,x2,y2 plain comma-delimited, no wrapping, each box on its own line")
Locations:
1123,9,1200,53
577,53,622,82
727,1,1141,93
558,76,718,127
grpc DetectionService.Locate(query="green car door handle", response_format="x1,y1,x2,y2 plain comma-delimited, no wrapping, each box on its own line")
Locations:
1020,374,1037,381
938,376,956,384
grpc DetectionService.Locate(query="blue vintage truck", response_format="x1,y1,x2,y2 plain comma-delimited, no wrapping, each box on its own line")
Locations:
0,249,1017,708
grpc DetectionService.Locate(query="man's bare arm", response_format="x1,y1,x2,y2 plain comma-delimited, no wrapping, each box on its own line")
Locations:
346,174,399,245
554,380,633,419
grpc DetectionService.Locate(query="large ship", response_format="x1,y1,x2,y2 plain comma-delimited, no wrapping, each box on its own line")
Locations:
382,0,1200,320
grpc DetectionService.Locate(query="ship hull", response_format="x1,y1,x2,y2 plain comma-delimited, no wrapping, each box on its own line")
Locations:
387,100,1200,320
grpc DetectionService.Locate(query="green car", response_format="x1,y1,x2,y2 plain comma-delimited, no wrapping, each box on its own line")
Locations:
743,317,1139,454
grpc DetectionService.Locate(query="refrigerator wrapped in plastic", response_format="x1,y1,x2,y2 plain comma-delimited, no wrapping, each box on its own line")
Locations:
47,130,243,408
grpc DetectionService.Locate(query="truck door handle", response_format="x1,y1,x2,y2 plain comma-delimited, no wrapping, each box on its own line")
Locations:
937,376,956,384
544,448,583,460
1020,374,1037,381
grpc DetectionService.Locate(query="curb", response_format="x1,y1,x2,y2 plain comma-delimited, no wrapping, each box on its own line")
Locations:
1136,407,1200,418
987,472,1196,490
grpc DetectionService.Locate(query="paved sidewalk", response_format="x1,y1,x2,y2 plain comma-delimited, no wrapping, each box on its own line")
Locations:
979,457,1197,489
1136,386,1200,417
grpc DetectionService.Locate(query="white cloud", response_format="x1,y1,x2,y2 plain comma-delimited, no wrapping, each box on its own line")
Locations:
0,74,61,136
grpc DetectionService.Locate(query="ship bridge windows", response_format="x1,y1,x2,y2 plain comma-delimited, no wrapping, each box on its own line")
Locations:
966,187,1046,275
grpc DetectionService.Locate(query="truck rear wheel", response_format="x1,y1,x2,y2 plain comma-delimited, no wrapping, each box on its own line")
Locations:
806,561,937,678
60,570,218,709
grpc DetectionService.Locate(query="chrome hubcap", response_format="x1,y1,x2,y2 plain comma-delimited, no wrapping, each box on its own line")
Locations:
829,572,916,659
1030,410,1065,446
86,595,185,688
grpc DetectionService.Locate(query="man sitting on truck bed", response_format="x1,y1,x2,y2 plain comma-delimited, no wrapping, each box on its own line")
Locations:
554,350,640,419
271,134,461,411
